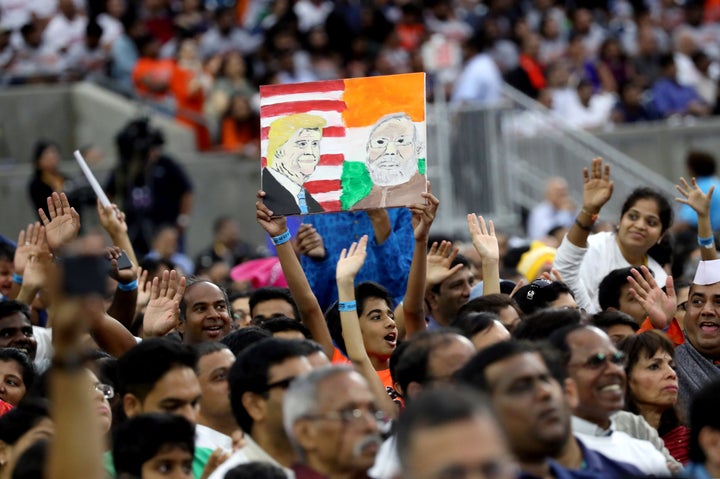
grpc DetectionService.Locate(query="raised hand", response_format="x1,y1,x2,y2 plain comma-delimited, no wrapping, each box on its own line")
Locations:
39,192,81,251
467,213,499,262
539,268,565,283
22,252,53,292
135,268,151,311
15,222,48,276
96,200,128,238
582,158,614,214
410,185,440,242
296,223,325,259
426,240,464,287
676,176,713,218
336,235,368,281
627,265,676,329
142,270,186,338
106,246,137,285
256,190,288,237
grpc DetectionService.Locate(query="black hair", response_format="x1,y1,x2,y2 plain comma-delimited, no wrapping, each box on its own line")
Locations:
598,267,640,311
178,278,231,323
10,438,48,479
0,241,15,262
547,324,589,365
192,341,230,359
220,326,272,356
0,398,49,444
31,139,58,177
0,348,35,392
396,387,494,468
213,216,233,235
591,310,640,333
0,300,31,322
325,281,394,355
224,462,287,479
259,317,311,339
459,294,522,317
451,311,498,340
689,379,720,463
686,150,717,177
430,255,471,294
249,287,300,321
112,413,195,478
138,257,176,279
229,338,310,433
116,339,197,401
454,340,536,391
294,339,325,357
393,330,465,396
512,280,575,315
659,52,675,69
620,187,673,234
513,308,583,341
86,20,103,38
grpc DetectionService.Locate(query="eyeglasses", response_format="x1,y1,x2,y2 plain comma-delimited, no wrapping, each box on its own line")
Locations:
93,383,114,399
260,376,297,393
570,351,626,370
306,407,390,427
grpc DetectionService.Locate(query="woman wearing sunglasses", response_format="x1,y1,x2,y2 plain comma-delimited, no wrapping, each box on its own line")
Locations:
617,331,689,464
553,158,673,316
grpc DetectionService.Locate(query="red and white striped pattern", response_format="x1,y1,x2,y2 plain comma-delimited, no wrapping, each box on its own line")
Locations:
260,80,347,211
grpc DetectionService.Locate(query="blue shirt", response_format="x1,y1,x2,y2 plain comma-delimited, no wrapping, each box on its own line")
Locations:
576,438,642,477
301,209,414,310
651,78,704,117
678,175,720,231
683,463,714,479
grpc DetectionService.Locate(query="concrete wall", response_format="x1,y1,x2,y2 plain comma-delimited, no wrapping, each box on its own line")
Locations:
596,118,720,181
0,83,265,257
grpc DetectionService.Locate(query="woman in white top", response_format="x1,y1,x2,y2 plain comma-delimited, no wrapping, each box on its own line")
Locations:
553,158,673,313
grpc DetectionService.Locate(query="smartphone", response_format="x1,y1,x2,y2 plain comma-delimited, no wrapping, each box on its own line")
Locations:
115,250,133,270
62,255,110,296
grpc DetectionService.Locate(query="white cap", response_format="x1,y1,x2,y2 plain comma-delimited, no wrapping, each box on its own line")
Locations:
693,259,720,285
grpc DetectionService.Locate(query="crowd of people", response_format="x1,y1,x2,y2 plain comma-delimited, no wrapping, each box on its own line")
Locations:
2,146,720,479
4,0,720,150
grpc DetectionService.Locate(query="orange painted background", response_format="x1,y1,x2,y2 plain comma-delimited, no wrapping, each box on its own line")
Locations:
342,73,425,127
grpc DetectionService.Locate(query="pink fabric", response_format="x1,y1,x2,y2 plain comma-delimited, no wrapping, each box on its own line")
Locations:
230,257,288,289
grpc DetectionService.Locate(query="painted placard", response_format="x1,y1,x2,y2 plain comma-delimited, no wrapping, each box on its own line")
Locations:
260,72,427,215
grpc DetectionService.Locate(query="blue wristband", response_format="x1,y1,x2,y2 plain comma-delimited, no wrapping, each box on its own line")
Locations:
338,300,357,312
12,273,22,285
117,279,138,292
698,235,715,247
272,230,291,246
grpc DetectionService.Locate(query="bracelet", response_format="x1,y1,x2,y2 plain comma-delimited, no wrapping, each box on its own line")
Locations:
117,279,138,292
272,230,291,246
12,273,22,285
581,208,599,223
575,218,593,232
338,300,357,312
698,235,715,248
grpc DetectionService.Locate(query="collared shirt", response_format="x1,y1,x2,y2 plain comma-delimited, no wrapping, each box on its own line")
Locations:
571,416,669,475
207,435,295,479
576,438,642,477
267,167,303,208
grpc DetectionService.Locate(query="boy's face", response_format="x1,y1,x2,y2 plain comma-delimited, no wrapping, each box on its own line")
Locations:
141,444,193,479
0,259,13,297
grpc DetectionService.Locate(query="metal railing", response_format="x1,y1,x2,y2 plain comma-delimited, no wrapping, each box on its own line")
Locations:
426,84,678,237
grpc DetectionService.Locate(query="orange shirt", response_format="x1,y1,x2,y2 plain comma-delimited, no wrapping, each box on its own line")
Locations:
638,317,685,347
132,58,174,100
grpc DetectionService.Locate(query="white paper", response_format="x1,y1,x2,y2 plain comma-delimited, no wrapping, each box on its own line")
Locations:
73,150,111,207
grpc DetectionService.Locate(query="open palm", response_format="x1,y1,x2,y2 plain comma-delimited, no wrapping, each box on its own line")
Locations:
336,236,368,280
582,158,614,213
39,193,81,251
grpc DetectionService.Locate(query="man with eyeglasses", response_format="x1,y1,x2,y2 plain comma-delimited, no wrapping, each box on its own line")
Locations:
207,338,314,479
283,366,386,479
396,387,518,479
455,340,643,479
549,325,672,474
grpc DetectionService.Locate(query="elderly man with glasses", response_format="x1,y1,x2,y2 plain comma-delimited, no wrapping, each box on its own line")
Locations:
283,366,387,479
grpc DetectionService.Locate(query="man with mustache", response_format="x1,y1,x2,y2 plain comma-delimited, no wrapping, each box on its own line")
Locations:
262,113,326,215
352,113,425,210
283,366,385,479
